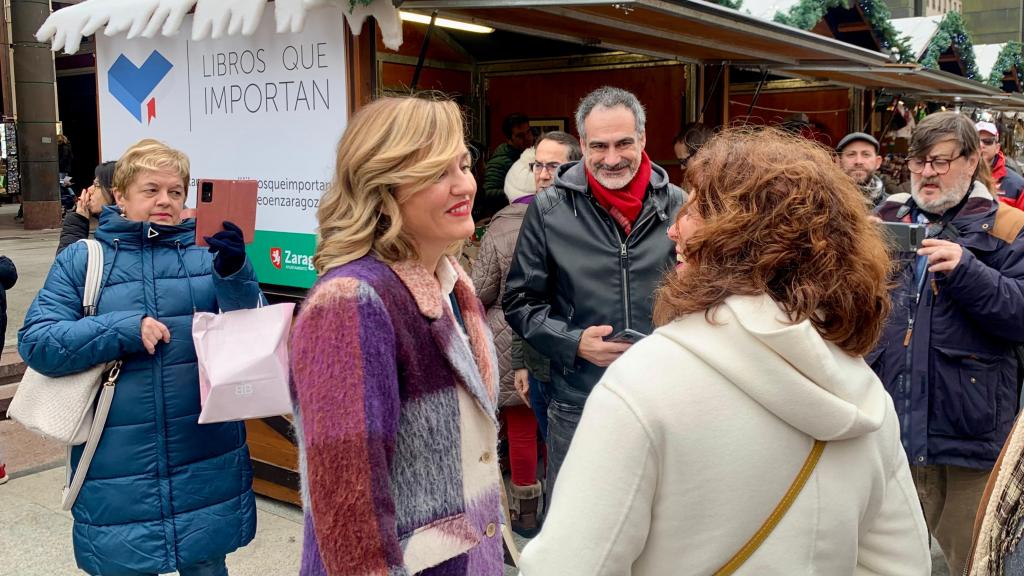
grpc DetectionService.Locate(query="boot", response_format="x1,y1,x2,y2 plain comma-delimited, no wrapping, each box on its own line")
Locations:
509,481,543,538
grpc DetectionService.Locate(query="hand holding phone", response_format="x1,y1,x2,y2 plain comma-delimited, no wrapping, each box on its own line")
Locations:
605,328,647,345
195,179,258,247
204,221,248,277
578,325,635,367
879,222,925,253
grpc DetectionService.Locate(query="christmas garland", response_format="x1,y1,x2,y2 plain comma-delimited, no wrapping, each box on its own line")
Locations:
773,0,912,63
919,11,979,80
710,0,744,8
987,42,1024,89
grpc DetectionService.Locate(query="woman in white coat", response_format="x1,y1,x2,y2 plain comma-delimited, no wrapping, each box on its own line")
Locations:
518,128,931,576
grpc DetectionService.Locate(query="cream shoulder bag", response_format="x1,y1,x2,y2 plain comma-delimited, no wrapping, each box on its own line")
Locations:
7,239,122,510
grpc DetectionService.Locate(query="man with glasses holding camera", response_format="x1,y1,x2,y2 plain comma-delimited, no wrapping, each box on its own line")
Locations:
870,111,1024,576
977,121,1024,209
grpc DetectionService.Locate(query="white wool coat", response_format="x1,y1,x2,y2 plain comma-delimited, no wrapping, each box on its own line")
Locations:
519,295,931,576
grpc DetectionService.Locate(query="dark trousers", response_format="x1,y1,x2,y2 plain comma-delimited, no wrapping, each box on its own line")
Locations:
545,399,584,501
529,375,550,440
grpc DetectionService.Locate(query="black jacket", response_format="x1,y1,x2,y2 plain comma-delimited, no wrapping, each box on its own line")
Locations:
58,141,73,174
56,212,90,255
0,255,17,341
503,160,685,407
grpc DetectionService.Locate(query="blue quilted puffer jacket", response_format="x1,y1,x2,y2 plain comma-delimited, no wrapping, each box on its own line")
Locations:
19,207,261,575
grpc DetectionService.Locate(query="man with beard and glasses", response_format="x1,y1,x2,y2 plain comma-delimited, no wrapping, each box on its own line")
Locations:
503,86,684,498
870,111,1024,576
837,131,890,209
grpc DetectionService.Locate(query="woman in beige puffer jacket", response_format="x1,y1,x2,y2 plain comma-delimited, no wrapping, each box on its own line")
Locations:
471,147,544,537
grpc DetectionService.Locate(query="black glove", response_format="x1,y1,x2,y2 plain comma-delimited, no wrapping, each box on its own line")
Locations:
204,221,246,277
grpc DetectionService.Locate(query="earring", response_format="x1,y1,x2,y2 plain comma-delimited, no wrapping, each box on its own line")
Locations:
119,206,126,217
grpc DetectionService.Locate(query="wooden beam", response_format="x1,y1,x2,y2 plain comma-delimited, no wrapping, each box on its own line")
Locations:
836,22,873,33
722,66,730,126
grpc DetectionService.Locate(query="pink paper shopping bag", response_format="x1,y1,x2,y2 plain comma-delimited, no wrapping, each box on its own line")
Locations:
192,302,296,424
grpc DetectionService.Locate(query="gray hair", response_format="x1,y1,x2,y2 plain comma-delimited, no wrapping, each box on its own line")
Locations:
910,111,980,159
575,86,646,141
537,130,582,161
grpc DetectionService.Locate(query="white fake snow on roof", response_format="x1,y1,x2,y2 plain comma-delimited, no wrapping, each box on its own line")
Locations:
890,16,943,60
35,0,402,55
974,43,1007,80
739,0,802,21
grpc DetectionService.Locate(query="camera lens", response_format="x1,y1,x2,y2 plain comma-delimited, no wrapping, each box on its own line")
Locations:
201,181,213,203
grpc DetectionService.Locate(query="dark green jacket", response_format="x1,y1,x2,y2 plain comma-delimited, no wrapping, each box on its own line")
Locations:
510,335,550,382
478,143,521,220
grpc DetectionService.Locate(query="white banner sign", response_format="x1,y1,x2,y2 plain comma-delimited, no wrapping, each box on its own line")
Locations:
96,6,348,287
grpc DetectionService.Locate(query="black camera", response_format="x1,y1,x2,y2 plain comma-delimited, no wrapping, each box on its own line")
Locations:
879,222,925,252
201,181,213,203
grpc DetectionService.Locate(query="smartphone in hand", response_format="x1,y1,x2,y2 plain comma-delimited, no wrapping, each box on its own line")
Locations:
605,329,647,345
878,222,926,253
195,179,258,247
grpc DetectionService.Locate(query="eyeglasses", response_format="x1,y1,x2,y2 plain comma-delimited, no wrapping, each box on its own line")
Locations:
980,138,998,146
529,162,561,174
907,154,963,175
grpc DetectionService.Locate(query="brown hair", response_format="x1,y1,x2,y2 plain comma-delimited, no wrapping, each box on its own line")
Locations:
976,156,998,195
654,127,892,356
537,130,582,161
909,111,981,159
673,122,714,155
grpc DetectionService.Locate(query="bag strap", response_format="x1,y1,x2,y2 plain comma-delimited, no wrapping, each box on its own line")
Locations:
500,478,521,567
79,239,104,317
713,440,826,576
61,239,111,511
61,361,121,510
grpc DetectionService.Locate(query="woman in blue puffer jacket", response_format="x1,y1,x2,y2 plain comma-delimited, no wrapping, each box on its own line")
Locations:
19,139,262,576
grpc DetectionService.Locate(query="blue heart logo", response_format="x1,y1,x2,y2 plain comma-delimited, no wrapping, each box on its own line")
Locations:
108,51,173,123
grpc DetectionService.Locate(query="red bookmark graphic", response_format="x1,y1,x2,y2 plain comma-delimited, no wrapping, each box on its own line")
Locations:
147,97,157,124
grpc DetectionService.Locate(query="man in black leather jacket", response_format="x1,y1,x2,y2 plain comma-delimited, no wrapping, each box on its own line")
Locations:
503,86,685,494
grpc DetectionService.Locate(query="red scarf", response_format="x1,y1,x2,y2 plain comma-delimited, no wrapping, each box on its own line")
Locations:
586,151,652,235
993,152,1008,183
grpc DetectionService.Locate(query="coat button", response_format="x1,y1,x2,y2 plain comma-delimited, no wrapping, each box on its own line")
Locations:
983,223,990,230
480,452,493,464
917,456,925,462
970,377,977,384
486,523,497,537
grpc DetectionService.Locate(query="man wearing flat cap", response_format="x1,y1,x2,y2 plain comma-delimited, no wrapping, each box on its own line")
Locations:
837,131,891,209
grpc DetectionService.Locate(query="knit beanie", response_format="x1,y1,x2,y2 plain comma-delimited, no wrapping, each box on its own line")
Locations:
504,147,537,203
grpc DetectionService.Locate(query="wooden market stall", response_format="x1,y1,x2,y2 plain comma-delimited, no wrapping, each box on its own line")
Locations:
36,0,1024,509
250,0,900,504
228,0,1022,506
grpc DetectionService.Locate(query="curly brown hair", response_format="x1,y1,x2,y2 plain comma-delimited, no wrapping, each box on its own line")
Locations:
653,127,892,357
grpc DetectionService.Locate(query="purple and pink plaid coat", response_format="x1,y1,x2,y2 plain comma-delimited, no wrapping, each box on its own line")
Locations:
289,254,504,576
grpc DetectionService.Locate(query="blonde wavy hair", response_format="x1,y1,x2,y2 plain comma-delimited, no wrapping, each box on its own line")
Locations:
112,138,190,197
314,96,468,274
